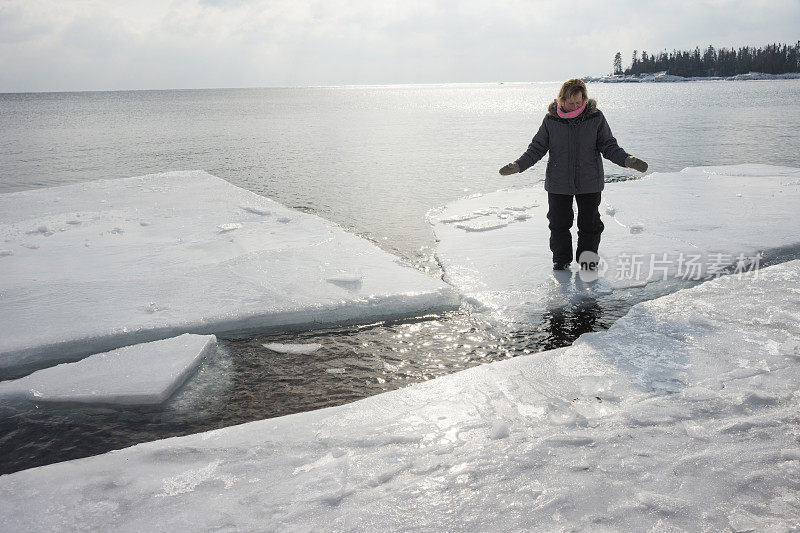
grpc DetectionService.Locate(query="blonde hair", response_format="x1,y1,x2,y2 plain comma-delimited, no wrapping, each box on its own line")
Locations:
557,78,588,103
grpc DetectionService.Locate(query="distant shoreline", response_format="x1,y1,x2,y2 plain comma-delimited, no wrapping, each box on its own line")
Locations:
583,71,800,83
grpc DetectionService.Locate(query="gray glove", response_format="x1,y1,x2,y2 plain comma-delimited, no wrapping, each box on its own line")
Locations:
625,155,648,173
499,162,520,176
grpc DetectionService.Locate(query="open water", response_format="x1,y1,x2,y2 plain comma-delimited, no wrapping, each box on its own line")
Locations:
2,80,800,474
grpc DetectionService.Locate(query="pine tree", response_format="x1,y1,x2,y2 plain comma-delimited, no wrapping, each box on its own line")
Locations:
614,42,800,77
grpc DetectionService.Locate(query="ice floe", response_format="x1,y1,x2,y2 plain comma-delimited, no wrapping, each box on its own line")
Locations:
0,171,459,378
262,342,323,355
0,260,797,531
430,164,800,320
0,334,215,406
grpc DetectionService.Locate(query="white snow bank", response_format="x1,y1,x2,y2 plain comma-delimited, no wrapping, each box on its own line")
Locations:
0,171,458,378
1,261,798,531
430,164,800,319
0,334,215,405
726,72,800,81
584,71,800,82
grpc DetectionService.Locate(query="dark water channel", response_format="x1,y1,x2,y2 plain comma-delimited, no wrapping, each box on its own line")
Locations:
3,247,799,474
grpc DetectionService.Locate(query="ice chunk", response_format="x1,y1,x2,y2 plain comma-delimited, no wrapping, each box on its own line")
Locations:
439,213,482,224
456,219,509,232
0,334,215,405
0,171,458,378
217,223,243,232
438,204,535,234
1,262,799,530
262,342,322,354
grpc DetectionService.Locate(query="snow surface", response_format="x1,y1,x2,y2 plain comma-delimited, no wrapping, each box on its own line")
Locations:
0,334,216,406
1,260,798,531
0,171,459,378
430,164,800,321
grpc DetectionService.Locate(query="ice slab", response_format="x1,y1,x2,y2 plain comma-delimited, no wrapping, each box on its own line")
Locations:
429,164,800,319
0,171,459,378
0,334,216,405
1,261,798,531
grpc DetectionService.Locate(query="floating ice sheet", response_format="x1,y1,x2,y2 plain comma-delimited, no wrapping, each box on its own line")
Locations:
0,171,459,378
429,164,800,319
262,342,322,354
0,334,216,405
0,261,798,531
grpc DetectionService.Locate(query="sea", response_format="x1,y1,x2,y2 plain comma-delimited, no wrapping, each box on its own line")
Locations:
2,79,800,474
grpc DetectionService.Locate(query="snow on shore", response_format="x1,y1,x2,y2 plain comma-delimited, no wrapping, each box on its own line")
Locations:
583,71,800,83
0,171,459,378
430,164,800,322
1,260,798,531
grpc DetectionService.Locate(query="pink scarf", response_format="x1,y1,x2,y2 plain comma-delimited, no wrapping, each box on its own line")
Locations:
555,99,586,119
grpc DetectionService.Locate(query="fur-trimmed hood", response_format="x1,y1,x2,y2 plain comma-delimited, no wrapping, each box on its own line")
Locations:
548,98,598,117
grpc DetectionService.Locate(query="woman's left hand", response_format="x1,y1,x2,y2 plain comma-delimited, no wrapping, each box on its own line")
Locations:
499,162,520,176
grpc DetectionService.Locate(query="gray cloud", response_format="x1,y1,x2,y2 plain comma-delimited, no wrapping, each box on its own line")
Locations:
0,3,48,44
0,0,798,92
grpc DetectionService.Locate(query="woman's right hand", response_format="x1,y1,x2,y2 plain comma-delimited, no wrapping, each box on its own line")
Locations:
625,156,648,173
499,162,520,176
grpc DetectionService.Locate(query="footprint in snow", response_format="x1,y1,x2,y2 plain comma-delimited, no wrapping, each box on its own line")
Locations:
629,223,645,234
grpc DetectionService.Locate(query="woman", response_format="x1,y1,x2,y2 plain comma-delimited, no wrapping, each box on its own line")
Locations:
499,78,648,271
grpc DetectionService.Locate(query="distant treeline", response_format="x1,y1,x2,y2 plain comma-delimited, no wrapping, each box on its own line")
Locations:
612,42,800,77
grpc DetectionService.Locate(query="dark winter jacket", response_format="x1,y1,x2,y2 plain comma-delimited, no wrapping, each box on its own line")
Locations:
515,99,630,195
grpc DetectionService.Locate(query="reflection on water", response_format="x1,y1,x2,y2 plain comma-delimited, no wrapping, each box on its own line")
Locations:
539,299,605,350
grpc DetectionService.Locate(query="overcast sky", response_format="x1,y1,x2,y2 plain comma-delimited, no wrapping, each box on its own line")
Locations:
1,0,798,92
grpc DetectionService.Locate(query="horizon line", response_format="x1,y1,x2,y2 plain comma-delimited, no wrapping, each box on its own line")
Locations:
0,80,575,96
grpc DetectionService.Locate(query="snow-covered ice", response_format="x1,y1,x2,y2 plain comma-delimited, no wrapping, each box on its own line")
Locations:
1,260,798,531
0,334,216,406
0,171,459,378
430,164,800,320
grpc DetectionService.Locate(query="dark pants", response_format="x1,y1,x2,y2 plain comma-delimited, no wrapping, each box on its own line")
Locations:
547,192,604,264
